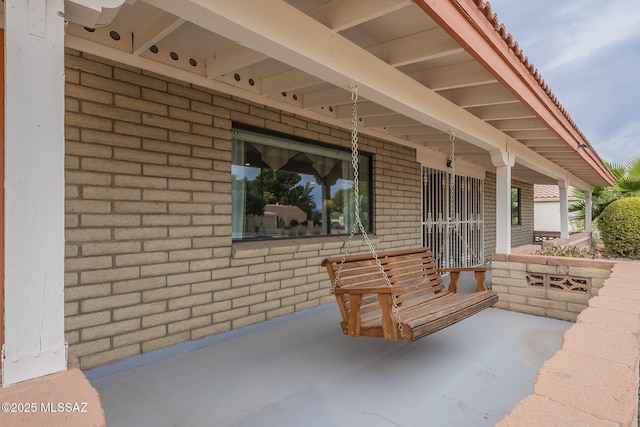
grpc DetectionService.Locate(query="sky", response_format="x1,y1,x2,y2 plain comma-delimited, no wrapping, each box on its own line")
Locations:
488,0,640,167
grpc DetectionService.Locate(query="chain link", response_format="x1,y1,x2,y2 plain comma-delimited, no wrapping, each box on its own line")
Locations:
447,131,456,268
331,85,405,338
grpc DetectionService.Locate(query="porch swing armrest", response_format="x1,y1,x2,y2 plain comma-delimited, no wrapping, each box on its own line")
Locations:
436,266,491,293
340,293,402,340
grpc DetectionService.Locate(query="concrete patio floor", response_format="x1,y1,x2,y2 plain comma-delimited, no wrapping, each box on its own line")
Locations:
89,305,571,427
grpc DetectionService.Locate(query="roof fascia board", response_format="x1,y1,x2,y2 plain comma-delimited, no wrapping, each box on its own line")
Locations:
414,0,614,185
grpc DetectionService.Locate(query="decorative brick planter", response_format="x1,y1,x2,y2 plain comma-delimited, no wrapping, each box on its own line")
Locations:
497,260,640,426
491,253,614,321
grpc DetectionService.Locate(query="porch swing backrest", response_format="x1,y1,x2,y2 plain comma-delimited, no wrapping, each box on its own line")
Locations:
323,85,497,342
322,248,499,342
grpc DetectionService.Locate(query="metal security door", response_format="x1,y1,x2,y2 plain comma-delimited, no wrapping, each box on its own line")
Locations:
422,167,484,268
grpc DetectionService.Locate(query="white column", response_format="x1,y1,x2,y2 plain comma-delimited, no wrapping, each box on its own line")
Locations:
584,190,593,233
491,150,515,254
558,179,569,239
3,0,67,385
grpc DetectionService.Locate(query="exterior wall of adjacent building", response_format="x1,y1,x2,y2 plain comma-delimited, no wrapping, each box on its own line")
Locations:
534,199,580,233
63,50,423,369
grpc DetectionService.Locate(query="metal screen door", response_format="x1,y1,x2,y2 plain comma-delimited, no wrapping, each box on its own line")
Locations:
422,167,484,268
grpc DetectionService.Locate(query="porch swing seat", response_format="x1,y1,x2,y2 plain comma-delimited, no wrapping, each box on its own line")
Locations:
321,248,498,342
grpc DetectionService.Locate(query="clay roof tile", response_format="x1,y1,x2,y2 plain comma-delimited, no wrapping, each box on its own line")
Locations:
477,1,594,147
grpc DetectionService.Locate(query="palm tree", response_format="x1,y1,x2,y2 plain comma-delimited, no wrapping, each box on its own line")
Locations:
612,156,640,197
570,155,640,223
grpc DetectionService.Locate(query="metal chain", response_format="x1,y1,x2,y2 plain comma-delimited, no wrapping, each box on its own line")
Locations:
331,85,405,338
447,131,456,267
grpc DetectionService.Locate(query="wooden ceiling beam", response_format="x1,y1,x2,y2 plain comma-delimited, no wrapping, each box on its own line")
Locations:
132,10,185,56
261,69,322,95
438,82,518,108
205,45,268,78
364,114,421,128
309,0,412,32
466,103,536,121
409,60,496,91
336,102,396,119
367,26,464,67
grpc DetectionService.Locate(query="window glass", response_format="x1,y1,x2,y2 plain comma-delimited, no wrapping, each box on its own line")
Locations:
231,128,371,240
511,187,520,225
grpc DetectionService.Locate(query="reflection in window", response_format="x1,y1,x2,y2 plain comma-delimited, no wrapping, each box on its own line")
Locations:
511,187,520,225
231,128,371,240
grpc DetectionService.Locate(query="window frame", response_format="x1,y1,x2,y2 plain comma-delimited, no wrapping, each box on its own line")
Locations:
230,125,373,242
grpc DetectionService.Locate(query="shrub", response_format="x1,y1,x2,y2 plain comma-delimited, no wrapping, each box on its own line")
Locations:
598,197,640,259
534,246,602,259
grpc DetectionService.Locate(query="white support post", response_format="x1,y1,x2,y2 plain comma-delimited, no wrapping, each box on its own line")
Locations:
491,150,515,255
558,179,569,239
584,190,593,233
3,0,67,385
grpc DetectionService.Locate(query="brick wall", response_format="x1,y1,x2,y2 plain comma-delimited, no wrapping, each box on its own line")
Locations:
511,179,534,247
491,253,613,321
497,261,639,426
484,172,496,260
63,50,421,369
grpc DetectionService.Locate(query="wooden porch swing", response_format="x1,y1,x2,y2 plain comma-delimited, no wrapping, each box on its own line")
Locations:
321,86,498,342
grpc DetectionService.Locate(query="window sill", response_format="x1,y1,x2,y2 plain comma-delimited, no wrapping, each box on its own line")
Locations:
232,235,379,259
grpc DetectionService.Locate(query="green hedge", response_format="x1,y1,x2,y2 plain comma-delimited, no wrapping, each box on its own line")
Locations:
598,197,640,259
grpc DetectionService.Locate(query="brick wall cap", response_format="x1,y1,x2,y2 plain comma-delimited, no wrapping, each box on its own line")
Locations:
561,323,639,369
577,307,640,336
491,253,507,261
534,349,637,425
589,295,640,315
507,253,548,264
547,256,614,269
598,286,640,302
495,394,616,427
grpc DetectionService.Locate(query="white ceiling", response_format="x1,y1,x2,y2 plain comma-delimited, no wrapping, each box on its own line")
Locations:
54,0,614,187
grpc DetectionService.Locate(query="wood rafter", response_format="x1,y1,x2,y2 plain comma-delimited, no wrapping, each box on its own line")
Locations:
132,10,184,56
438,83,518,108
367,26,464,67
466,104,536,121
205,45,267,79
261,69,322,95
408,60,496,91
308,0,412,32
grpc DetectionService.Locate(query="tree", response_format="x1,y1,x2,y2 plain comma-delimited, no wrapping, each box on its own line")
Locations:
331,188,347,213
611,156,640,197
570,155,640,223
251,169,317,219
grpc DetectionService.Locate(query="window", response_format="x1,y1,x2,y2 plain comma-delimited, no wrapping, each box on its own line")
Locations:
231,127,371,240
511,187,520,225
422,167,484,267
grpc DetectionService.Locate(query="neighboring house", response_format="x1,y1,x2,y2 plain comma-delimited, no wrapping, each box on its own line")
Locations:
245,204,309,237
534,184,580,234
1,0,615,386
